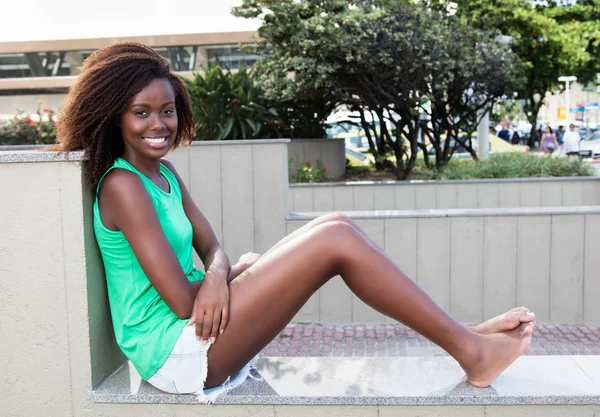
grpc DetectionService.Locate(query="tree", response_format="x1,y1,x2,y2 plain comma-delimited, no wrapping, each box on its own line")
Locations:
454,0,598,147
234,0,516,177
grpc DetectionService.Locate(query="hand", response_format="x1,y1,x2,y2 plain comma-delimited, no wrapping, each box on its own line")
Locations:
188,267,229,345
237,252,261,268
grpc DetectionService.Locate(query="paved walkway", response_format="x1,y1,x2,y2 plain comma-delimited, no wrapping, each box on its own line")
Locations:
260,324,600,357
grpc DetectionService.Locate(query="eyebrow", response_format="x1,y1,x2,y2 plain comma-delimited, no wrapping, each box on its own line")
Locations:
131,101,175,108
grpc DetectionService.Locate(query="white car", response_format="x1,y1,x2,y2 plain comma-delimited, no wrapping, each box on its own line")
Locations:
579,133,600,159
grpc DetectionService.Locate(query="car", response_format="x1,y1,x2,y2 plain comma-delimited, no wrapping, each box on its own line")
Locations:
579,133,600,159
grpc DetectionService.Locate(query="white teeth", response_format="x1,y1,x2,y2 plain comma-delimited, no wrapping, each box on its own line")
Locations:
143,137,167,143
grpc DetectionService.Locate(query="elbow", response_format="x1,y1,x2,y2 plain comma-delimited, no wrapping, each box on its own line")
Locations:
172,303,192,320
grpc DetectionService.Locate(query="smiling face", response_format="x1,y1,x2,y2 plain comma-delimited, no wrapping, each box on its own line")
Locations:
120,78,178,161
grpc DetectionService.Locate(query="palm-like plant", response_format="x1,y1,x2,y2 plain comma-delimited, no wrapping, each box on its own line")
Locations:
184,64,283,140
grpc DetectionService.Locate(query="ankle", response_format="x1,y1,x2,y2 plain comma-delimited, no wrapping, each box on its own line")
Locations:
455,331,485,370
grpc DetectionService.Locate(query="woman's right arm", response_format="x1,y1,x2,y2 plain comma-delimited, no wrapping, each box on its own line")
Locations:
99,170,200,319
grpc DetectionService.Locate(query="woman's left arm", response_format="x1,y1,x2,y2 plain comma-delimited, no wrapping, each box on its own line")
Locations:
162,159,231,343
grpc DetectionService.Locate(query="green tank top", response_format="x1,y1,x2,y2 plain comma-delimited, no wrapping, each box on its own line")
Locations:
93,158,204,380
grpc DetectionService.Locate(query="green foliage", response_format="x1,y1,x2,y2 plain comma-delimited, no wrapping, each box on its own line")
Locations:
183,64,283,140
453,0,600,145
233,0,516,178
289,158,327,183
421,153,595,180
0,105,57,146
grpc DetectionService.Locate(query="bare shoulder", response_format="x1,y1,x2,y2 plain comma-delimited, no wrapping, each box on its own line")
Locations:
99,168,147,202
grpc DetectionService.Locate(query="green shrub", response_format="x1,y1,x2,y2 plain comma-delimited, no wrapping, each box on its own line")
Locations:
290,160,327,183
183,64,283,140
0,105,57,146
422,153,595,180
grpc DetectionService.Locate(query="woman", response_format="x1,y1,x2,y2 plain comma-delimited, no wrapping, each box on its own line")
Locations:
541,126,559,154
55,43,535,401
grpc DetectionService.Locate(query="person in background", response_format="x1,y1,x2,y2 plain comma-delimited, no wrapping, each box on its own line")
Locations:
557,126,565,146
562,123,582,156
497,125,510,142
510,131,521,145
541,126,559,154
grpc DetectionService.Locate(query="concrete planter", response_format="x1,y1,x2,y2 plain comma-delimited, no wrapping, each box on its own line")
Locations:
289,177,600,212
288,138,346,179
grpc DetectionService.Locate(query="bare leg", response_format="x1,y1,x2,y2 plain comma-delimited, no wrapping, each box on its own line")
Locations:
206,221,533,388
262,213,535,334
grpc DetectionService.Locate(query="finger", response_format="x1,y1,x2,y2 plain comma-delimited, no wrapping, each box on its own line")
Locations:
195,309,205,340
201,310,214,345
220,305,229,335
210,309,222,344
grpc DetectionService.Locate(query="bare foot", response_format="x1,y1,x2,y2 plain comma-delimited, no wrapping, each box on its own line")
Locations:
470,307,535,335
463,322,535,387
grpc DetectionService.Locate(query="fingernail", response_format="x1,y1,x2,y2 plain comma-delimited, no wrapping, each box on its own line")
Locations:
220,329,224,335
211,337,216,344
202,339,208,346
196,335,201,341
528,311,535,316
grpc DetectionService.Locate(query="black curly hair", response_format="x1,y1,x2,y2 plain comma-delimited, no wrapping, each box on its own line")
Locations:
54,42,195,187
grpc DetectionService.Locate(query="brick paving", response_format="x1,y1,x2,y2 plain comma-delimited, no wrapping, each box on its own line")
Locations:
260,324,600,357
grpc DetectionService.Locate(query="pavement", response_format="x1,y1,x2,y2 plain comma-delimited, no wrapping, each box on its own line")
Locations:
261,324,600,358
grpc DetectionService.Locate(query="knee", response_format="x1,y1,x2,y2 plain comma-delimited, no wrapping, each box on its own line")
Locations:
321,212,355,227
314,220,360,245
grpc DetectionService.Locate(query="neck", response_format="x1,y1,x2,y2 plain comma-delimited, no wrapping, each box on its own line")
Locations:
121,149,162,179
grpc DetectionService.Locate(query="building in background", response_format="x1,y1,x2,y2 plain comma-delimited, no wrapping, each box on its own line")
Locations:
0,31,260,117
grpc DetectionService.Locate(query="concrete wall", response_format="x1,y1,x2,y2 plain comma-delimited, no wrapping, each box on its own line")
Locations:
289,209,600,325
289,178,600,212
288,139,346,180
1,141,599,416
0,93,66,118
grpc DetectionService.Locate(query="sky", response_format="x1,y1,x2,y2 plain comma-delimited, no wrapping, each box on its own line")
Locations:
0,0,261,42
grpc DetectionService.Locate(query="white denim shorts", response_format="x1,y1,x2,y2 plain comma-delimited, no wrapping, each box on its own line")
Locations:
146,324,257,403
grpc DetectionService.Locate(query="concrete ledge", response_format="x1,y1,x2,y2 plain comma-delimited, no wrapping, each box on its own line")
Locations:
287,206,600,220
93,356,600,406
291,176,600,186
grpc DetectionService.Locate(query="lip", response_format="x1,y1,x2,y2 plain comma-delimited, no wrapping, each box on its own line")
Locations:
141,135,171,149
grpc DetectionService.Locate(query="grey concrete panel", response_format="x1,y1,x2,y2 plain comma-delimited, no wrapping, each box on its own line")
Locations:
417,218,451,312
394,185,417,210
478,183,500,208
319,276,353,324
275,406,377,416
550,215,585,323
450,217,484,322
380,406,485,417
516,217,551,322
497,182,521,208
435,183,458,209
563,181,585,206
353,186,376,210
333,187,354,211
483,217,518,319
286,220,309,235
253,144,288,253
540,181,563,207
221,145,255,261
313,187,335,212
189,145,223,245
287,141,304,176
0,163,73,416
293,187,314,212
583,181,600,206
456,183,478,209
374,187,395,210
318,139,346,179
520,182,542,207
303,142,323,169
584,214,600,323
415,184,437,209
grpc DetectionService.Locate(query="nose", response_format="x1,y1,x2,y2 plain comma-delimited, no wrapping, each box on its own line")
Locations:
149,113,167,131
